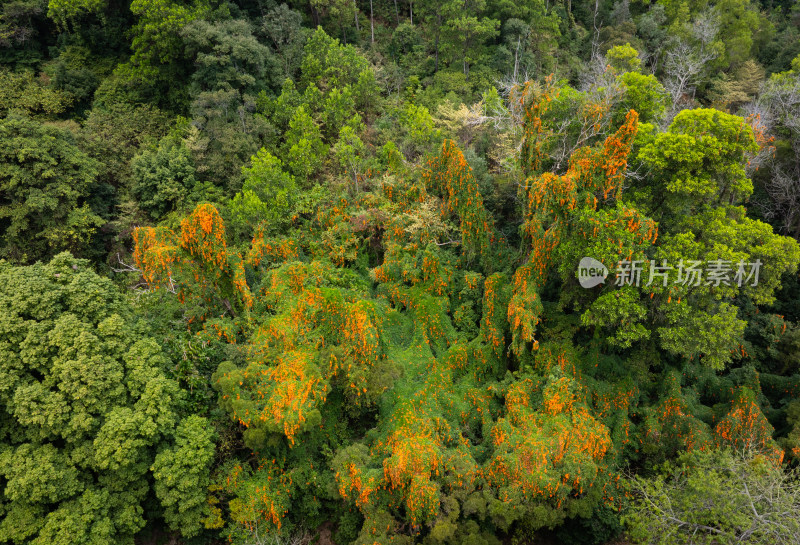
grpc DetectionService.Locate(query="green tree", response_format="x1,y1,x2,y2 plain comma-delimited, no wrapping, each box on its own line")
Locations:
617,72,668,124
47,0,105,28
633,109,800,368
187,88,271,191
0,115,103,263
177,16,277,190
126,0,209,107
129,0,209,74
282,104,327,181
310,0,356,43
182,18,277,95
638,108,761,220
441,0,500,77
0,253,216,543
228,148,297,239
0,69,71,117
658,0,764,71
606,43,641,74
260,4,307,81
332,121,367,191
80,102,170,188
151,415,216,537
131,134,199,220
625,448,800,544
300,27,370,94
0,0,48,61
714,0,764,68
321,85,356,139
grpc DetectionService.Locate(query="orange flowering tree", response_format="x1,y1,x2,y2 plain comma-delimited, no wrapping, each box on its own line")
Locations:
133,203,253,323
330,345,496,536
485,371,613,530
637,373,713,462
714,387,783,465
122,75,800,545
422,139,504,268
216,460,297,538
214,258,394,447
509,109,642,355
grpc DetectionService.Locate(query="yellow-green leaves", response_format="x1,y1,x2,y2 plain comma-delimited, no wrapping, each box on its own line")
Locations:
229,149,297,240
47,0,105,28
581,287,650,349
639,108,757,208
0,254,215,542
606,43,642,74
152,415,215,537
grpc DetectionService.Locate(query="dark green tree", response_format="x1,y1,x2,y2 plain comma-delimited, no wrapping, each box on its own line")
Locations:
0,115,102,263
131,134,199,220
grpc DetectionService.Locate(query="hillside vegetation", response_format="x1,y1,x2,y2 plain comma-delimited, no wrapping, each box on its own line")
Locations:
1,1,800,544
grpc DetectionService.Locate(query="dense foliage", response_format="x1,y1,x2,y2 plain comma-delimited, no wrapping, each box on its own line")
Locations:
1,1,800,544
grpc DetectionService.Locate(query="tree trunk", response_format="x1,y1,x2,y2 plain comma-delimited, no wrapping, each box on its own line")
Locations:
434,34,440,71
370,0,374,43
222,298,237,318
409,0,413,25
354,1,360,32
434,11,441,72
394,0,399,24
463,36,470,77
310,3,321,26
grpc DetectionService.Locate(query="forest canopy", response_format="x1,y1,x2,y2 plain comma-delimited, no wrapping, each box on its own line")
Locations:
1,1,800,544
